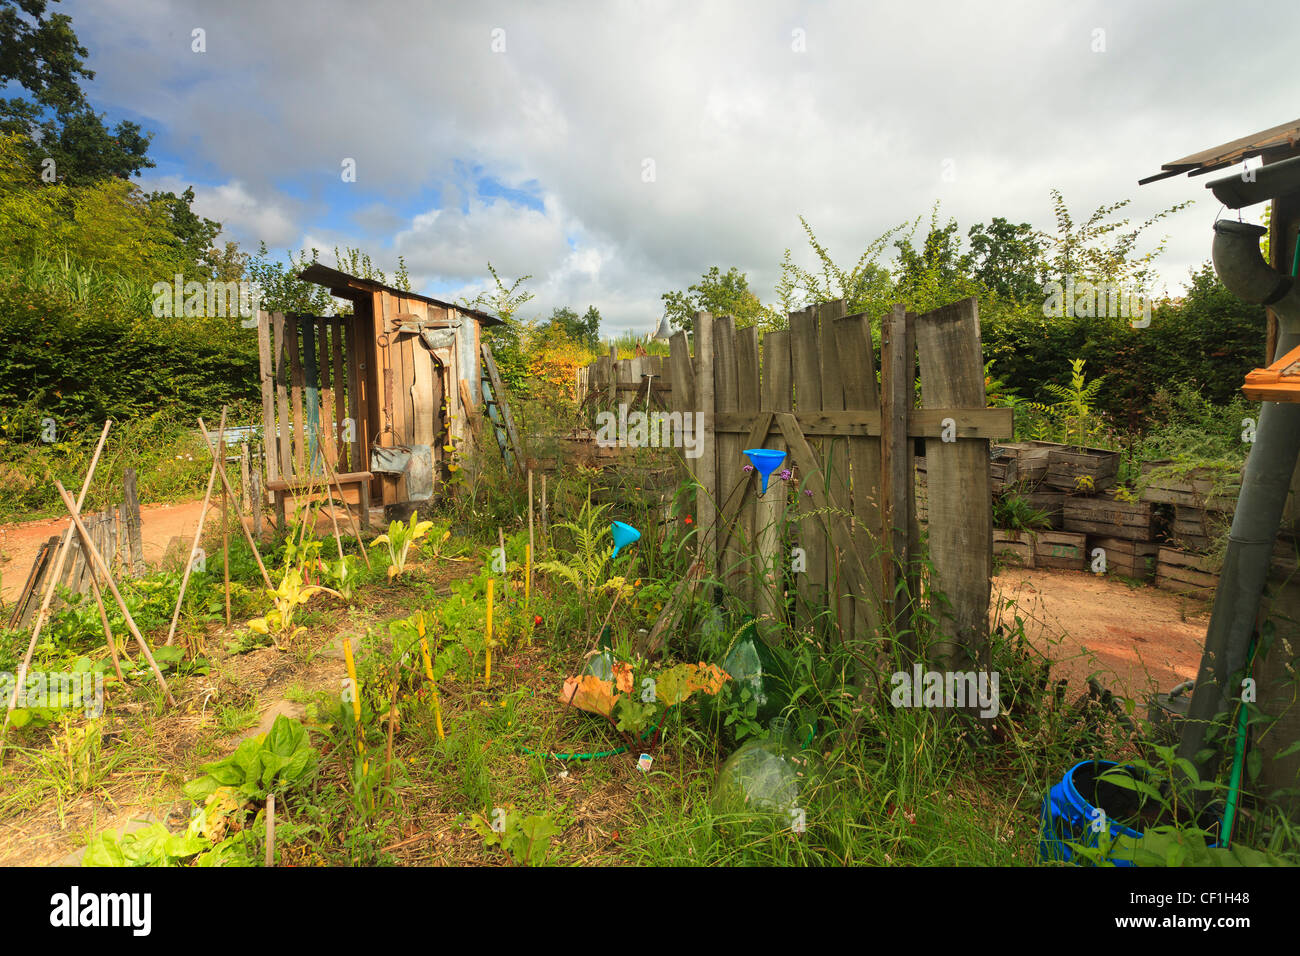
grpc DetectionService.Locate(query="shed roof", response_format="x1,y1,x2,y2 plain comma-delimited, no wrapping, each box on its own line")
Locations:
298,263,503,325
1139,117,1300,185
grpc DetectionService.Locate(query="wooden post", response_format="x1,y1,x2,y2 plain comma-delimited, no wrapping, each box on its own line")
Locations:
250,443,263,540
318,446,372,570
757,328,791,641
240,443,252,515
166,408,227,646
914,298,991,675
122,466,144,576
880,304,912,648
693,311,716,574
265,792,276,867
540,474,548,556
527,469,534,564
833,311,885,646
789,306,824,625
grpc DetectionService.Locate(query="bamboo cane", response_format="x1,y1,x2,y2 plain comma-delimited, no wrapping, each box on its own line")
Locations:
2,420,112,753
53,480,175,707
220,428,231,626
419,636,446,741
198,417,274,591
265,793,276,867
318,443,372,570
485,578,494,687
165,407,227,646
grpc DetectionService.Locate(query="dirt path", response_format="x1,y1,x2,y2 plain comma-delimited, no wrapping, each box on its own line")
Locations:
0,499,217,603
992,567,1209,705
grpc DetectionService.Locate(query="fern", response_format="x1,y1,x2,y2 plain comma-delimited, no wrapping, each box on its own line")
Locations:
535,493,613,643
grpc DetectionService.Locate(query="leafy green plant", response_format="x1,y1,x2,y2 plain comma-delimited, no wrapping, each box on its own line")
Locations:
245,568,339,647
321,554,364,603
536,493,615,641
82,823,211,868
184,714,318,803
992,492,1052,533
469,808,563,866
370,514,435,579
1027,358,1106,449
559,658,730,750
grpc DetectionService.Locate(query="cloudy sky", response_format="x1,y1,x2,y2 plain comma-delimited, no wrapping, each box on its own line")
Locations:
62,0,1299,335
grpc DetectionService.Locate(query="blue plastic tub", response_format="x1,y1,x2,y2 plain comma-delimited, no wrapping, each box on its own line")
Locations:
1040,759,1143,865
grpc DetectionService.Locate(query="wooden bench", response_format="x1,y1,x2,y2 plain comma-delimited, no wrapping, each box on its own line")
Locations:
267,470,373,531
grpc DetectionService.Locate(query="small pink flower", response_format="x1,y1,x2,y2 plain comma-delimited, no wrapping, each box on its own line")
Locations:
779,468,792,481
742,464,755,473
804,489,813,497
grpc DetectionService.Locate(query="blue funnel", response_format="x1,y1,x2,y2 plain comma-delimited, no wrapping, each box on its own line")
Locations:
744,448,787,495
610,521,641,559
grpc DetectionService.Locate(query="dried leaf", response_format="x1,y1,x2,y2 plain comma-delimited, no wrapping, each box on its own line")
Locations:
613,661,634,694
559,674,619,717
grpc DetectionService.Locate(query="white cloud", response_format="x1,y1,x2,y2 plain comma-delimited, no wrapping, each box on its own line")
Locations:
68,0,1300,334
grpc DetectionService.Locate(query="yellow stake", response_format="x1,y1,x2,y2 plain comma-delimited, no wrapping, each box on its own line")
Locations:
485,578,494,687
343,635,362,754
420,637,446,741
525,544,531,604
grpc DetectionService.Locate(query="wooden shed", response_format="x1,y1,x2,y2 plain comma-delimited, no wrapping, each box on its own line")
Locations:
254,264,502,527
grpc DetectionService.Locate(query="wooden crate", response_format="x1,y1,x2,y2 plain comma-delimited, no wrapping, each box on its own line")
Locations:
989,449,1019,492
993,528,1033,566
1088,535,1159,580
1139,460,1240,513
1170,504,1227,552
1032,441,1120,493
1063,495,1156,541
1156,547,1220,600
992,442,1050,489
1022,489,1066,530
1033,530,1087,570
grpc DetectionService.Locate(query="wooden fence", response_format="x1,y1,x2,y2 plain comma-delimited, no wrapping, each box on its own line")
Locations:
674,298,1011,670
7,469,144,629
255,311,372,529
579,349,673,410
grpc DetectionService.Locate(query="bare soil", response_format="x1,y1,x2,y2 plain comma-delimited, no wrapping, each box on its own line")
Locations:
992,567,1209,705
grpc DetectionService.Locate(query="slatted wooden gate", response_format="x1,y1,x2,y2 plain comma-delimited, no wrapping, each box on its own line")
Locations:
255,310,373,530
675,297,1011,670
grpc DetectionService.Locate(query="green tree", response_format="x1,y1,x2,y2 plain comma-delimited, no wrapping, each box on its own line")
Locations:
543,304,601,348
773,215,902,319
962,217,1045,304
0,0,154,184
662,265,771,330
245,243,332,314
148,187,223,276
460,262,535,393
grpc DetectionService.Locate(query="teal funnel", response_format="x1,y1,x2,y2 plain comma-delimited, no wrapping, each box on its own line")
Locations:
744,448,786,495
610,521,641,559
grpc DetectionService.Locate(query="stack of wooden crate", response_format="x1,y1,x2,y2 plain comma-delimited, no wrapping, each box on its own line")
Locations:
1138,461,1240,598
